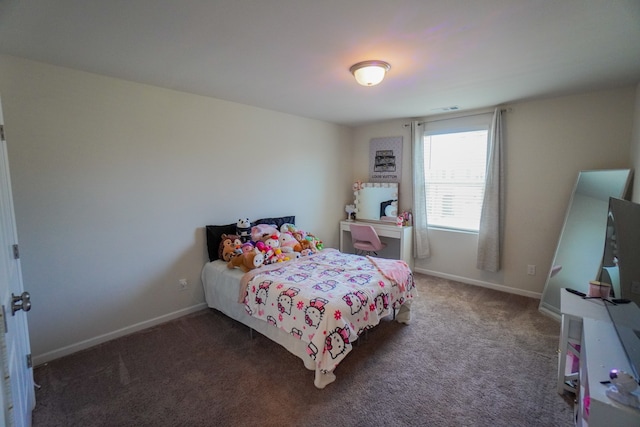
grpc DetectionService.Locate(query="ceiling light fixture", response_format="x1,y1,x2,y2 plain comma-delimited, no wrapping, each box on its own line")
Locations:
349,60,391,86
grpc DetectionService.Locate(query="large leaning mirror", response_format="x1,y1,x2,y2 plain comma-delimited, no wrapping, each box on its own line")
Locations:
539,169,632,319
354,183,398,221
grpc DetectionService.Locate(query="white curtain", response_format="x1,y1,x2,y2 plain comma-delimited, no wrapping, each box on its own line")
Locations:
476,108,504,272
411,120,431,258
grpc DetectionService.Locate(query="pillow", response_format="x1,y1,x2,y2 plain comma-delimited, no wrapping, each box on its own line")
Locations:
206,223,236,262
254,216,295,229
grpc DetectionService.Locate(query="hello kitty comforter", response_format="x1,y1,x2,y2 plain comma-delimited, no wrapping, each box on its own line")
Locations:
239,248,416,388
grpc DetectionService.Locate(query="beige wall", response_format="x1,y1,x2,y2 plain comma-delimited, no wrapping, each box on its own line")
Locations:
352,87,636,297
2,52,637,364
0,55,353,364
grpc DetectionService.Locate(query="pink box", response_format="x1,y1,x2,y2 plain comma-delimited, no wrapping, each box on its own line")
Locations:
588,281,611,298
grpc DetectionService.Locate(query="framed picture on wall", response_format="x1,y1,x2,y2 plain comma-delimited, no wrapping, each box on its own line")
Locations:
369,136,402,182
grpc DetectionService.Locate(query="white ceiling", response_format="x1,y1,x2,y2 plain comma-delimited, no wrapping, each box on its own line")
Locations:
1,0,639,127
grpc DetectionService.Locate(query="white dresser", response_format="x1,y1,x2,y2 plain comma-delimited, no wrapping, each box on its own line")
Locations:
339,220,413,268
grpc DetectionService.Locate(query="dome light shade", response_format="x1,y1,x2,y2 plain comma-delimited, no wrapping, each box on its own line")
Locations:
349,60,391,86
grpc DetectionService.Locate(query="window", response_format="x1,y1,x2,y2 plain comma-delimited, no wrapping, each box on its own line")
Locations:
422,115,490,232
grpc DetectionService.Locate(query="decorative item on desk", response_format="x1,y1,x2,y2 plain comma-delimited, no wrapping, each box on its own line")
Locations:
345,204,356,221
605,369,640,409
384,203,397,217
396,216,404,227
399,210,413,226
588,280,611,298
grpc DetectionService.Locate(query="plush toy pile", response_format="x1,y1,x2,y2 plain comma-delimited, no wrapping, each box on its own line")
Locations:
225,222,323,271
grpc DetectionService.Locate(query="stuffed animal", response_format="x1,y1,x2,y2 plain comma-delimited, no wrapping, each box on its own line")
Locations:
280,223,297,234
255,241,275,264
236,218,251,243
272,248,287,263
264,234,280,251
292,229,323,252
227,249,264,272
218,233,242,262
292,231,307,244
279,232,299,253
240,242,255,253
251,224,279,242
304,232,324,251
220,235,242,262
298,239,317,253
263,235,282,265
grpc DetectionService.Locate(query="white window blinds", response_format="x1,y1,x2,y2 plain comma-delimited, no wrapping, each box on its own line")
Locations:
422,113,492,231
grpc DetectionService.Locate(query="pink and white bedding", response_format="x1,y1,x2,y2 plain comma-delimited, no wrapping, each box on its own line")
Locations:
235,248,415,387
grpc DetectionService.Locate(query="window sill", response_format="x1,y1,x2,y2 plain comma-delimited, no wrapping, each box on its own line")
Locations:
427,226,479,235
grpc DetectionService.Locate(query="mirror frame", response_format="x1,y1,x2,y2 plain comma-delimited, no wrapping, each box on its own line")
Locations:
539,169,632,319
354,182,398,222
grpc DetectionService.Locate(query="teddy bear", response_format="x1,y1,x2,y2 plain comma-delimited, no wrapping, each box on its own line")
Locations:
227,249,265,272
236,218,251,243
298,239,317,254
292,231,307,244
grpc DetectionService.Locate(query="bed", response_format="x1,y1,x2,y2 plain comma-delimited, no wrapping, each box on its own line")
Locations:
202,216,416,388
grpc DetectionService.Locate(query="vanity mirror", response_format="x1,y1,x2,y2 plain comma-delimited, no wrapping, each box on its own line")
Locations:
539,169,632,319
354,183,398,221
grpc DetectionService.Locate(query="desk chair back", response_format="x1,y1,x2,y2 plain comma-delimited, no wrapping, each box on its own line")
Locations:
349,223,387,256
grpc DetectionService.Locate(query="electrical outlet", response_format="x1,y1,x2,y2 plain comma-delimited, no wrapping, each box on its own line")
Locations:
179,279,188,291
527,265,536,276
632,281,640,295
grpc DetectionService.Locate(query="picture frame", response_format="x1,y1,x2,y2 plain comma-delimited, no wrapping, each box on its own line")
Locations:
369,136,402,182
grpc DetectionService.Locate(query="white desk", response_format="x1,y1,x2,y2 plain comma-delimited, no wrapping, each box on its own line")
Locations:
339,220,413,268
579,319,640,427
558,290,640,426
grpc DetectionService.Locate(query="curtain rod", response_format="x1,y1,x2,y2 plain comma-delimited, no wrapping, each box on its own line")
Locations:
402,107,512,127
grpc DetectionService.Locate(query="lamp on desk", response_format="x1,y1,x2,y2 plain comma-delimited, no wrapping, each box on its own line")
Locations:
345,204,356,221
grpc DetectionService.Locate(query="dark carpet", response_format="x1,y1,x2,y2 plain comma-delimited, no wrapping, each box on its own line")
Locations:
32,273,573,426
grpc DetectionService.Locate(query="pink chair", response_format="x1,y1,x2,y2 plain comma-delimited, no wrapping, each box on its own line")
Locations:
349,223,387,256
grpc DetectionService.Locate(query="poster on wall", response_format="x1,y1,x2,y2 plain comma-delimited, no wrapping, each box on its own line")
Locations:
369,136,402,182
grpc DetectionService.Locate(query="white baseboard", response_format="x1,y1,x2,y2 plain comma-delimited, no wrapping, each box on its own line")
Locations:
33,272,541,366
32,303,208,367
413,267,542,300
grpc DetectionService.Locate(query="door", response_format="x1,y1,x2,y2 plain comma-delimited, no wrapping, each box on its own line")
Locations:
0,98,35,427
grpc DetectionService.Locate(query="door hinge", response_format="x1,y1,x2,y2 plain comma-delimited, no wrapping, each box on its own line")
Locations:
0,125,4,141
1,305,7,333
12,244,19,259
26,354,32,369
